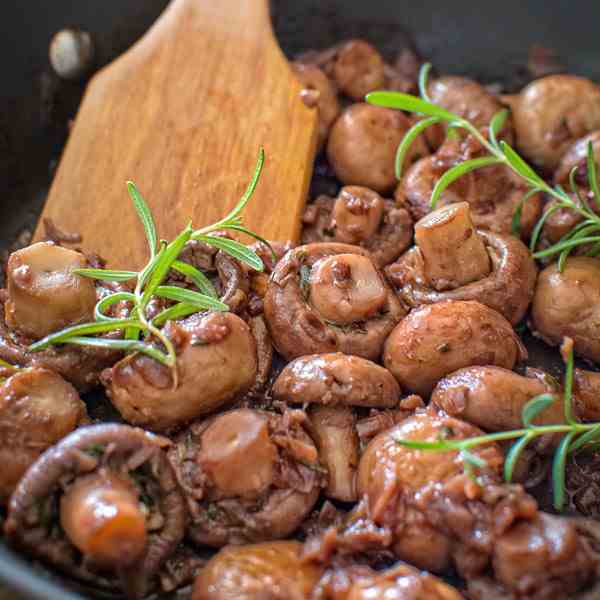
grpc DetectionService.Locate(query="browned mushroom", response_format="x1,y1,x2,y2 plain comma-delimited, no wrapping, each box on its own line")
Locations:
395,135,543,238
327,103,428,194
530,257,600,363
574,368,600,421
301,187,413,267
426,76,514,148
293,62,340,149
4,424,186,599
168,408,324,547
332,39,385,101
383,300,526,396
507,75,600,170
104,311,257,431
192,541,324,600
386,203,537,324
0,366,86,503
264,243,405,361
554,130,600,186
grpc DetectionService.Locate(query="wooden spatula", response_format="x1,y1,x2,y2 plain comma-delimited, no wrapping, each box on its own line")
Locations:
35,0,318,269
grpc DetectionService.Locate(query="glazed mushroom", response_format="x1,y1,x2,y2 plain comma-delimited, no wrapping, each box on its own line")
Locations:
554,130,600,186
386,203,537,324
104,311,257,431
192,541,324,600
574,368,600,421
327,103,428,193
301,187,413,267
168,408,324,547
530,257,600,363
332,39,385,101
0,367,86,503
507,75,600,170
293,62,340,149
264,243,405,361
4,424,186,599
395,135,543,238
383,300,526,396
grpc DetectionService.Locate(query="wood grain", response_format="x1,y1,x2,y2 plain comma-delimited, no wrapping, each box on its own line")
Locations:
35,0,318,269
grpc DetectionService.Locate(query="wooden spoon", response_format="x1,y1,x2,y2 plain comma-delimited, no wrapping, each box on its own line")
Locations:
36,0,318,269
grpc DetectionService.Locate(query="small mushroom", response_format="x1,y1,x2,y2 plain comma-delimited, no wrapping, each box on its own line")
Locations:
293,62,340,149
4,424,186,599
301,187,414,267
104,312,257,431
168,408,324,547
264,243,405,361
530,257,600,363
332,39,385,101
49,28,94,80
574,368,600,421
554,130,600,186
508,75,600,170
383,300,526,396
327,103,428,193
0,367,86,503
191,541,324,600
386,204,537,324
5,242,97,339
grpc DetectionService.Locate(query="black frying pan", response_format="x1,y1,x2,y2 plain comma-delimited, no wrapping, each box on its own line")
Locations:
2,1,600,598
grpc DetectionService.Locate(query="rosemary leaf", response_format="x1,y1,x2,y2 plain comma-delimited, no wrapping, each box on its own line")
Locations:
511,188,541,236
194,235,264,271
500,142,546,188
74,268,138,282
418,62,433,101
587,141,600,211
152,303,200,327
64,336,170,365
171,261,218,298
488,109,510,149
521,393,556,427
552,431,577,511
225,224,277,262
154,285,228,312
569,424,600,453
504,435,533,483
127,181,158,257
395,116,441,180
94,291,136,322
366,91,456,121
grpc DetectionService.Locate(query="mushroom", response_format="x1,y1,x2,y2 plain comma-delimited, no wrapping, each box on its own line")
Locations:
383,300,526,396
386,203,537,324
167,408,324,547
327,103,428,193
0,367,86,503
574,368,600,421
507,75,600,170
104,311,257,431
332,39,385,101
530,257,600,363
395,135,543,238
301,187,414,267
191,541,324,600
431,366,564,432
293,62,340,149
554,130,600,186
264,243,405,361
426,76,514,148
4,424,186,599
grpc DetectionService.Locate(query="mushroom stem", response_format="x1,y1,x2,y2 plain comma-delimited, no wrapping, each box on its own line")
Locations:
60,473,147,568
414,202,491,291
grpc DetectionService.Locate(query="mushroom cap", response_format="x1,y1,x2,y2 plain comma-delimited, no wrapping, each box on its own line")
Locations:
272,352,400,408
107,312,258,431
264,243,406,361
554,130,600,185
383,300,526,396
332,39,385,101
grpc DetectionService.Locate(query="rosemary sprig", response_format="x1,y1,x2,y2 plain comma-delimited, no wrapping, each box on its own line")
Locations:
367,64,600,271
29,149,267,374
395,339,600,511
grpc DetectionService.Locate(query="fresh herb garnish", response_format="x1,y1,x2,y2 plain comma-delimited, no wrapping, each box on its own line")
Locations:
29,150,267,377
367,64,600,271
395,338,600,511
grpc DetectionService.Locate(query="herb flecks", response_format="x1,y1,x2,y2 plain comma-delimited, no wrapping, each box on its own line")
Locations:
29,149,267,374
367,64,600,272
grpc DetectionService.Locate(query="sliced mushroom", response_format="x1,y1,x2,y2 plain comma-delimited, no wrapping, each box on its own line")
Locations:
264,243,405,361
104,312,257,431
4,424,186,599
5,242,97,339
0,367,86,503
293,62,340,149
386,206,537,325
531,257,600,363
301,187,413,267
168,408,324,547
383,300,526,396
327,103,428,193
192,541,324,600
332,39,385,101
508,75,600,170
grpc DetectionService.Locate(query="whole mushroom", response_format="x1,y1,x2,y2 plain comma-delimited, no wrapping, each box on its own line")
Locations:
264,243,405,361
168,408,324,547
332,39,385,101
301,186,414,267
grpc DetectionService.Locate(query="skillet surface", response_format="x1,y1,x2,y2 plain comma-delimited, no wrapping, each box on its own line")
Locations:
2,1,600,598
